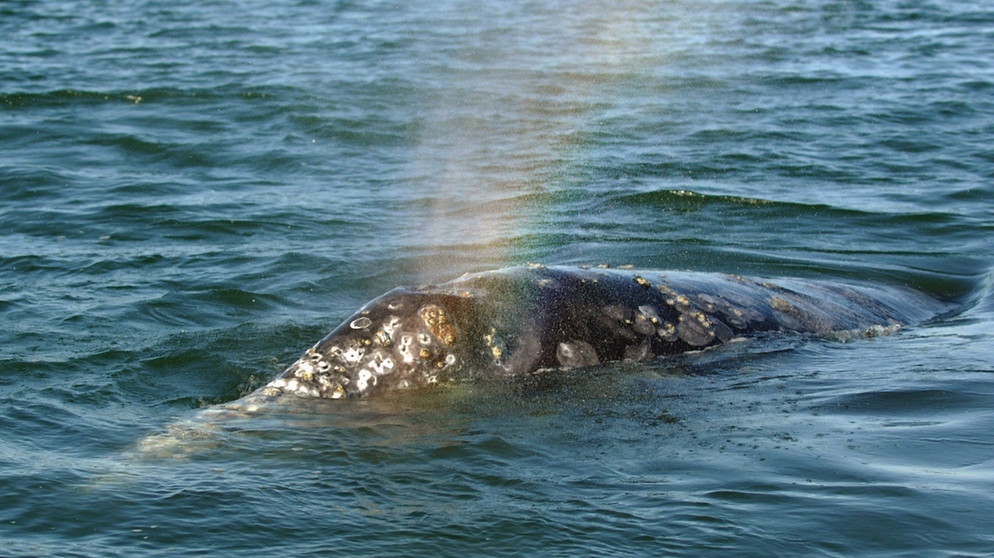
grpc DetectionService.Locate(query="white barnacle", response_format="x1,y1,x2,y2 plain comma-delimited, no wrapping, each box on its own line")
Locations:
380,357,396,374
398,334,415,363
342,346,366,364
375,330,391,346
381,316,403,338
356,369,374,392
445,354,456,367
369,352,395,375
293,358,314,372
418,332,432,345
294,360,315,380
350,316,373,330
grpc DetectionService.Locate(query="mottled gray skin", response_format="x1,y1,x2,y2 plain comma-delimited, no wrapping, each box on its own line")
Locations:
259,265,945,399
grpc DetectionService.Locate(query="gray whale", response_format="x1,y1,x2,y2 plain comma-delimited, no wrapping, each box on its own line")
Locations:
257,265,946,400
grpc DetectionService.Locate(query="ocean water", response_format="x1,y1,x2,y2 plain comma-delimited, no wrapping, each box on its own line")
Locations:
2,0,993,555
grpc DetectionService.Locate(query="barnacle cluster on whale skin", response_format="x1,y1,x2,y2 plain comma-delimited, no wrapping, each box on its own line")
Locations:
261,300,463,399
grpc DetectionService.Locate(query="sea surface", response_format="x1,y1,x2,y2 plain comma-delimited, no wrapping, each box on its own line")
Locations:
2,1,993,556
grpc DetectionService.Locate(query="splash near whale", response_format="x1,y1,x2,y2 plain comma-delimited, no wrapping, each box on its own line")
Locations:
258,265,945,400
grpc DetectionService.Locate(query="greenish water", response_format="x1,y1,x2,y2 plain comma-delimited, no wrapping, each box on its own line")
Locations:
2,1,993,555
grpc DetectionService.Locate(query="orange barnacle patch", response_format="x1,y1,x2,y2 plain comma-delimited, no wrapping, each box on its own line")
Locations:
770,296,793,312
656,283,675,296
420,305,458,345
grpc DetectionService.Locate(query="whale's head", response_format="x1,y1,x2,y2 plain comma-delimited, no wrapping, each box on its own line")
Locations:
259,288,480,399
